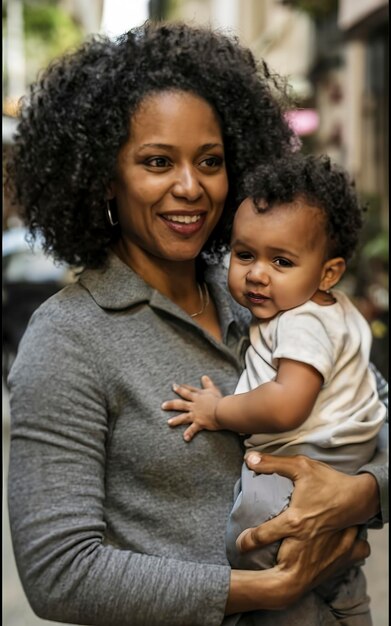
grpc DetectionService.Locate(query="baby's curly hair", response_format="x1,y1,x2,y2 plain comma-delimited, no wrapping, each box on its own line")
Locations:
6,21,295,269
242,154,365,262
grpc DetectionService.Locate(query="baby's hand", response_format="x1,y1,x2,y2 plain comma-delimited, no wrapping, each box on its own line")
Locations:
162,375,223,442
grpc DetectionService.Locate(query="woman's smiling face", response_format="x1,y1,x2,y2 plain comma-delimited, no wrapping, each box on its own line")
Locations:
110,90,228,267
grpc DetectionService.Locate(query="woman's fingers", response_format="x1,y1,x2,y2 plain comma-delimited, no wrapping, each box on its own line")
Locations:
245,452,373,533
244,452,305,481
312,535,370,588
301,527,370,589
237,454,368,553
275,526,369,598
349,537,370,562
236,497,316,552
236,513,291,553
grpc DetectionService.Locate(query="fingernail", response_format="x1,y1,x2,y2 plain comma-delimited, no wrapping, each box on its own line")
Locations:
247,453,261,465
172,383,178,390
167,418,173,424
161,402,167,409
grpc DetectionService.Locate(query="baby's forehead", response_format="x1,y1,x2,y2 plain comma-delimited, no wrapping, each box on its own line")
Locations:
233,196,328,248
237,195,325,222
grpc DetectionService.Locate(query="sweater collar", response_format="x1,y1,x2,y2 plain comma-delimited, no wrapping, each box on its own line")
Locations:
81,249,228,308
78,252,242,346
79,252,153,310
79,253,246,358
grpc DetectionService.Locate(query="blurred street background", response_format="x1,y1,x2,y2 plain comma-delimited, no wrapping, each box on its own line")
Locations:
3,0,388,624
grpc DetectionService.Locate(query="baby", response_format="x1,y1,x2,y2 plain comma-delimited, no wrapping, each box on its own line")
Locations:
163,153,386,625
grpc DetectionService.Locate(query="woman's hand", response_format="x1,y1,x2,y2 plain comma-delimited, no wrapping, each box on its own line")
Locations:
236,452,380,554
227,453,376,614
226,525,369,613
162,375,223,441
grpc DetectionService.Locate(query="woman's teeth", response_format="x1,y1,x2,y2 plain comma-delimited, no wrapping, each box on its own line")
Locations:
165,215,201,224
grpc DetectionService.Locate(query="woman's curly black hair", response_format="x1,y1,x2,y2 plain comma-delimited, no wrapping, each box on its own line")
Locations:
242,154,365,262
6,20,295,269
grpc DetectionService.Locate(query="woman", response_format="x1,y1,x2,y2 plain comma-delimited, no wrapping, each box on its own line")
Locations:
6,22,387,626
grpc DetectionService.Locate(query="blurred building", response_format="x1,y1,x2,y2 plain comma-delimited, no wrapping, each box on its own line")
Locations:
340,0,388,379
164,0,316,103
159,0,388,225
338,0,388,226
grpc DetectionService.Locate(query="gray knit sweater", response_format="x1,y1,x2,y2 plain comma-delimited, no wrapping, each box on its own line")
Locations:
7,253,388,626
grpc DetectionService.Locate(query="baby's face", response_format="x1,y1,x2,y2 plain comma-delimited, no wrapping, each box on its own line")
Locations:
228,197,329,321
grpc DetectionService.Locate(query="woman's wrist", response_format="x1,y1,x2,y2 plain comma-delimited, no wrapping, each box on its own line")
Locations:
327,470,380,529
226,567,298,614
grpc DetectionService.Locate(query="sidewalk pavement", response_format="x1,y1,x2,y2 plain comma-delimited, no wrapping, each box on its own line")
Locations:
2,382,388,625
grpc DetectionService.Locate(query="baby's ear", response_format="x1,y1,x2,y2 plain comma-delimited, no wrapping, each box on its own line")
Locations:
319,257,346,291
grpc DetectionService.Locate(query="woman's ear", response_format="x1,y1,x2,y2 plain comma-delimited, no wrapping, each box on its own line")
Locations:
319,257,346,292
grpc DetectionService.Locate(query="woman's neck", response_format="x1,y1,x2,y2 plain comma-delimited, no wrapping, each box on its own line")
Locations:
113,239,199,303
112,239,222,342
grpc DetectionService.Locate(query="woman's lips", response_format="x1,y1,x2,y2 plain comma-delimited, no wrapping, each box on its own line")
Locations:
160,213,206,235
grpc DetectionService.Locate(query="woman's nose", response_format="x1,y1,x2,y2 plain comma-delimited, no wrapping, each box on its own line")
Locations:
172,166,203,201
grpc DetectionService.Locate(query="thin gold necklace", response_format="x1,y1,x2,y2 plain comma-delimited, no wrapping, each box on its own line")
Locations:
190,283,210,318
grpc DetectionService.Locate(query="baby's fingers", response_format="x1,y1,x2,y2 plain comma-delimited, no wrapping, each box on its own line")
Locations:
161,399,192,412
201,375,222,396
183,423,203,442
172,383,197,400
167,412,193,427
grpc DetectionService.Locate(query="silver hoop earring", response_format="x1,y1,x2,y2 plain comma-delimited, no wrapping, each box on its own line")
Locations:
106,201,118,227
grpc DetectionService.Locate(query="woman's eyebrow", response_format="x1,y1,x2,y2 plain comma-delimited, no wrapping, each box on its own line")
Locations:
138,142,224,150
139,143,173,150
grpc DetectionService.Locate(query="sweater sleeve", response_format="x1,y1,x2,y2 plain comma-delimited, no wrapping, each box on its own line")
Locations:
7,308,231,626
357,364,388,526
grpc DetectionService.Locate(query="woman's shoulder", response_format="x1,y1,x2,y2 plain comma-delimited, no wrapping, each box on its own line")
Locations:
32,280,97,322
19,280,101,353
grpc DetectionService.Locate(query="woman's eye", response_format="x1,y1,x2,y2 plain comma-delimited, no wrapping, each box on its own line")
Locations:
274,257,293,268
145,157,170,168
200,156,223,168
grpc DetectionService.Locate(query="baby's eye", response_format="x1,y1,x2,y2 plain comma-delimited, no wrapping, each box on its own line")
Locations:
274,257,293,268
236,251,254,261
145,157,171,168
